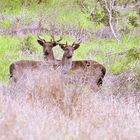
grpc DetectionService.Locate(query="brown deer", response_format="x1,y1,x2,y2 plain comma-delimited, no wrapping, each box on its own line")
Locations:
55,40,106,116
58,40,81,74
58,40,106,90
9,35,62,82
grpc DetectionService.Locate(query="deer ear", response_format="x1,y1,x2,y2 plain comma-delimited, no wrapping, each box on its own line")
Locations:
52,42,58,47
60,41,68,50
73,44,80,50
60,45,66,50
37,40,44,46
58,44,66,50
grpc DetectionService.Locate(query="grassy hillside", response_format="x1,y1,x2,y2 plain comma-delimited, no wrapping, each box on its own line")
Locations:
0,34,140,83
0,1,140,139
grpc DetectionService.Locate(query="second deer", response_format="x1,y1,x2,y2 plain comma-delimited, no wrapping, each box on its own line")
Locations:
58,40,106,91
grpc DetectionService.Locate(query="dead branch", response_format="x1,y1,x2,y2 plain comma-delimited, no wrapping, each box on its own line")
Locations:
104,0,120,42
106,49,130,56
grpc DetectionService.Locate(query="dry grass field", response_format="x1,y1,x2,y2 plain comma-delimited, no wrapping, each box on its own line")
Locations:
0,68,140,140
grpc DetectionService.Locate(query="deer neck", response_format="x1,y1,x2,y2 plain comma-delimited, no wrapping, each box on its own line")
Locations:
44,53,55,62
61,54,72,74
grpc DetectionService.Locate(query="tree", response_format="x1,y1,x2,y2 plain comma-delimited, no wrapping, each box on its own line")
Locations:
103,0,120,41
77,0,139,41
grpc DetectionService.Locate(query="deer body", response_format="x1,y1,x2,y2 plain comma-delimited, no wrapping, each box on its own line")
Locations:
10,60,46,82
71,60,106,86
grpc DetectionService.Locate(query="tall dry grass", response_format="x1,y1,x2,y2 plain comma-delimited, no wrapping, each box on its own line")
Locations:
0,68,140,140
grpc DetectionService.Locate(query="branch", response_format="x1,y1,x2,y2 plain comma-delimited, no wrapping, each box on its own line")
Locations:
79,1,90,13
124,0,130,8
106,49,130,56
78,0,98,17
104,0,120,42
89,2,99,16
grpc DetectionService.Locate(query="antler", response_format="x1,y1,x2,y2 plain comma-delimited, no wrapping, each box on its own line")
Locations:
57,36,62,42
72,38,82,47
37,34,46,42
50,35,55,42
51,35,62,43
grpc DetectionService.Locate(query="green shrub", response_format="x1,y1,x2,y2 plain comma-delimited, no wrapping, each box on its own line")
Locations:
0,20,11,28
19,35,37,54
126,47,140,61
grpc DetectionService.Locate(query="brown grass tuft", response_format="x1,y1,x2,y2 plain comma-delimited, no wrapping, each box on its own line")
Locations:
0,69,140,139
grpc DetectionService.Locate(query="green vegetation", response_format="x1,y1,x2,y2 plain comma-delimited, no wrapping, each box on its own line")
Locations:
0,1,140,139
0,0,140,83
0,19,11,29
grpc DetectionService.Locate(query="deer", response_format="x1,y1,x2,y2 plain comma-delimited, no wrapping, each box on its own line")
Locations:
58,40,106,91
54,40,106,116
9,35,62,82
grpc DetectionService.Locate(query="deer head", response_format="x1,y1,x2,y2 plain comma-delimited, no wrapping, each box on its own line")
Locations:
37,35,62,61
58,39,82,74
59,39,81,59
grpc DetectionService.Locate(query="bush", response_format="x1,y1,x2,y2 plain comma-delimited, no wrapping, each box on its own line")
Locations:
19,35,36,55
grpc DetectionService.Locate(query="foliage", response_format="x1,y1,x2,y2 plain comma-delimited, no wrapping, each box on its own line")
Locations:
77,0,140,31
19,35,37,54
126,47,140,61
128,16,139,27
0,20,11,29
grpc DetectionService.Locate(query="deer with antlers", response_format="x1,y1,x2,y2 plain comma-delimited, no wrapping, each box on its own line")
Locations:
9,35,62,82
58,39,106,91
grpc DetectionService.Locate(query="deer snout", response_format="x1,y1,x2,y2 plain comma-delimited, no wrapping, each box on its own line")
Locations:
67,55,72,59
66,50,74,59
66,52,73,59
